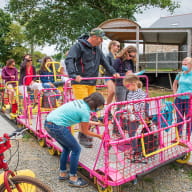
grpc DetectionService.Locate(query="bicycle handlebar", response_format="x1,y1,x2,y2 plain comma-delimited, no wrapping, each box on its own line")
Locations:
8,128,27,138
0,138,7,145
0,128,27,153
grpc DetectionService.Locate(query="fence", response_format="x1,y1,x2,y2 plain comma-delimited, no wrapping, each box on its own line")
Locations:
139,51,188,72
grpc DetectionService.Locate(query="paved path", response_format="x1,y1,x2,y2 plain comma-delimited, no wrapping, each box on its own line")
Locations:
0,114,16,136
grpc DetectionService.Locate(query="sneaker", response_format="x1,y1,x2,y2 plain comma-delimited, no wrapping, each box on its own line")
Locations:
68,177,88,188
58,174,69,181
78,132,93,148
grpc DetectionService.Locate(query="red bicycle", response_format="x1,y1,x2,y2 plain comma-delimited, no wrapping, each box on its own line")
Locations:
0,129,53,192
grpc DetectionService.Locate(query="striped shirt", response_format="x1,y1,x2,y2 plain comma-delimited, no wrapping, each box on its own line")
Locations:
125,89,146,120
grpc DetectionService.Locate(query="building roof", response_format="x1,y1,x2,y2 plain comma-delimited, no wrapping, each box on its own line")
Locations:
150,13,192,29
98,18,142,42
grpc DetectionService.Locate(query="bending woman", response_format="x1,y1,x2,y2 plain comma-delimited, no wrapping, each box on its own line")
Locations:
44,92,104,188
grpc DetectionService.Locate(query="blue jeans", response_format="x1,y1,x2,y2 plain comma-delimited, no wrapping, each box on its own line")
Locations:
44,121,81,176
53,81,65,87
127,121,140,152
174,97,191,136
42,83,60,99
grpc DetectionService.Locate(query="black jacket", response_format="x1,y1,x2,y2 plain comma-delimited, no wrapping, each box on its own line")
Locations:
113,58,135,86
65,35,116,85
105,52,115,77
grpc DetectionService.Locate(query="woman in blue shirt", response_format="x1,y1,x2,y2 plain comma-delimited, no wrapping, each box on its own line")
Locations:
44,92,104,187
39,56,60,98
173,57,192,137
39,56,55,88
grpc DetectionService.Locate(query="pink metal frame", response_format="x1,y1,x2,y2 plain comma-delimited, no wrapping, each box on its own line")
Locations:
12,75,192,188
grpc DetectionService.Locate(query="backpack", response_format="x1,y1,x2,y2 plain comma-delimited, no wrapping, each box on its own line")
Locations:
41,91,57,108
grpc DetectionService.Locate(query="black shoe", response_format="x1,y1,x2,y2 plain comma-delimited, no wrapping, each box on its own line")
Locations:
68,178,88,188
78,132,93,148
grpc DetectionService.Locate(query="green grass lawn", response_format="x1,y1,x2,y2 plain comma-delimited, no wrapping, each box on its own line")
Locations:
145,68,177,72
148,88,173,97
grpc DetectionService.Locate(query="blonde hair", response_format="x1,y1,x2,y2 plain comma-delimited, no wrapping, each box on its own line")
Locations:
123,74,142,89
183,57,192,65
108,40,120,52
116,45,137,62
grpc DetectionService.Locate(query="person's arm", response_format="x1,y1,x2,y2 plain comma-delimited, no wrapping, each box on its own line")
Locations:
106,54,113,67
1,68,9,80
31,66,37,82
60,67,66,75
124,60,134,76
112,58,125,77
60,60,68,76
80,122,102,139
65,43,82,80
15,68,18,81
100,51,119,78
173,73,180,94
89,120,103,126
173,79,178,94
40,72,49,83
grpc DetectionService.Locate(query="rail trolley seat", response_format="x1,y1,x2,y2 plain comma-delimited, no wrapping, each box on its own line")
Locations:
1,80,20,117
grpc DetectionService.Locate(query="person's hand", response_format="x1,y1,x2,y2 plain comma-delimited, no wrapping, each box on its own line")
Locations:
75,75,82,82
30,80,35,85
49,82,54,87
97,134,103,140
125,70,133,76
97,121,104,126
113,73,120,78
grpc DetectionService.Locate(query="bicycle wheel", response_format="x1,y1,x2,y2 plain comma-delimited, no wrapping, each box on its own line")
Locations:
0,175,53,192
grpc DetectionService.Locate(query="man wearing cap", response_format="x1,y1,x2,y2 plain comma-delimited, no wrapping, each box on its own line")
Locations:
65,28,119,99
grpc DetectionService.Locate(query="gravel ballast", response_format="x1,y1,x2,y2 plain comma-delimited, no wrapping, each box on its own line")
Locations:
3,136,192,192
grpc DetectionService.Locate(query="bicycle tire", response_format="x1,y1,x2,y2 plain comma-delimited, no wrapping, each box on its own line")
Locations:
0,175,53,192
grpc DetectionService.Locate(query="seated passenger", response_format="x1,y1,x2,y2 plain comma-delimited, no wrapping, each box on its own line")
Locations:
39,56,60,98
1,59,18,104
60,51,69,82
19,55,43,104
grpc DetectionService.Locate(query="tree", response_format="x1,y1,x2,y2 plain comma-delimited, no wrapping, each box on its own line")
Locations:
0,8,12,65
7,0,180,52
0,9,30,66
4,23,29,66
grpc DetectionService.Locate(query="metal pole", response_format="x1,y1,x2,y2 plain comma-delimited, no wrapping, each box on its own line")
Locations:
136,26,140,72
187,29,192,57
155,52,158,77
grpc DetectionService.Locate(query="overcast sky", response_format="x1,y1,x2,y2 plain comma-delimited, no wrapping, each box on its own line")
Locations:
135,0,192,27
1,0,192,55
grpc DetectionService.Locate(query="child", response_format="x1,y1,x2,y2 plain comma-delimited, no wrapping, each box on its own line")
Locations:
123,74,146,157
